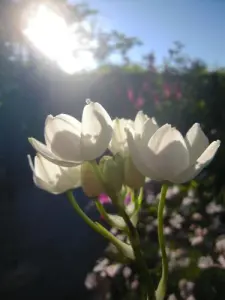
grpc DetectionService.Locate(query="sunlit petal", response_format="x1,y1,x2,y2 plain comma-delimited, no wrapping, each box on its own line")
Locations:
81,101,112,160
109,118,132,155
148,125,190,180
197,140,220,166
185,123,209,164
141,118,159,145
173,140,220,183
125,127,159,179
44,114,82,162
134,111,149,135
29,138,80,167
28,154,81,194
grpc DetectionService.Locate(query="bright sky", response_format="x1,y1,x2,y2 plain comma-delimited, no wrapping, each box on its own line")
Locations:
82,0,225,68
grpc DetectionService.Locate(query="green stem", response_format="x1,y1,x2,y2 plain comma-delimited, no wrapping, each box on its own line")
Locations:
66,191,134,260
137,187,144,209
118,205,155,300
95,201,124,230
156,184,169,300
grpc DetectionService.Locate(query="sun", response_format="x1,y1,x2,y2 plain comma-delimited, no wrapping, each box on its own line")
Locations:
23,5,97,74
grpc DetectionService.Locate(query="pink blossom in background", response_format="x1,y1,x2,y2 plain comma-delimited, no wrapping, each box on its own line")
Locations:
98,193,110,220
163,83,171,98
175,90,182,100
98,193,131,220
134,96,144,109
127,87,134,103
98,193,131,205
99,194,111,204
174,85,182,100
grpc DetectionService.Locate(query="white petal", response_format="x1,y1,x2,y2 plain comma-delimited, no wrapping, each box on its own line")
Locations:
45,114,81,146
55,165,81,192
125,127,160,180
109,118,130,155
28,155,55,193
197,140,220,166
185,123,209,164
33,176,58,194
134,111,149,135
173,140,220,183
27,154,34,172
34,154,60,185
44,114,83,162
141,118,159,144
81,101,113,160
29,138,59,163
31,155,81,194
29,154,59,194
152,117,158,126
148,125,190,180
29,138,80,167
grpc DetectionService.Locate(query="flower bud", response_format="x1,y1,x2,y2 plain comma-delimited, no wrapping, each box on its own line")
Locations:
100,155,124,193
124,156,145,189
81,161,105,197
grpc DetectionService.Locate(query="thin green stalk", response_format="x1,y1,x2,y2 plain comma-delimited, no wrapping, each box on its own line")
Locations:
118,204,155,300
156,184,169,300
66,191,134,260
137,187,144,208
95,200,124,230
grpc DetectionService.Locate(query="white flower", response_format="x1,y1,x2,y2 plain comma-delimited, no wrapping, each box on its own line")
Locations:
28,154,81,194
109,111,154,156
126,121,220,183
29,101,112,167
109,118,133,156
109,112,153,188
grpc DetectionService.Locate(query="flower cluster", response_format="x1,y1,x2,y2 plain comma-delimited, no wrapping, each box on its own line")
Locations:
27,99,221,300
28,100,220,195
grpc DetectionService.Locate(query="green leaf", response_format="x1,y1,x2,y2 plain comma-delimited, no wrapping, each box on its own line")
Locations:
95,222,135,260
105,243,132,264
107,212,138,230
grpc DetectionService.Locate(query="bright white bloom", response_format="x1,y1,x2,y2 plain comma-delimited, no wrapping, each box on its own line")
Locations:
28,154,81,194
109,118,133,156
29,101,112,166
109,111,153,156
108,112,154,189
126,121,220,183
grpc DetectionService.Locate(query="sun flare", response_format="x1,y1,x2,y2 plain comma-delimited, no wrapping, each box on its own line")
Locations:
23,5,97,74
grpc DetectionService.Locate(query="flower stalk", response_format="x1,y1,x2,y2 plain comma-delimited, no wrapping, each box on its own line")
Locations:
115,196,156,300
66,190,135,260
156,184,169,300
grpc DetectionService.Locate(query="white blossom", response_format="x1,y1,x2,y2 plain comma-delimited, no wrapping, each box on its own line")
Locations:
28,154,81,194
29,101,112,167
126,120,220,183
109,111,155,156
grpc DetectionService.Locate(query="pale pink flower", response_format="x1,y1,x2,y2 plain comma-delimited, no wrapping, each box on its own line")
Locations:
127,87,134,103
134,96,145,109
